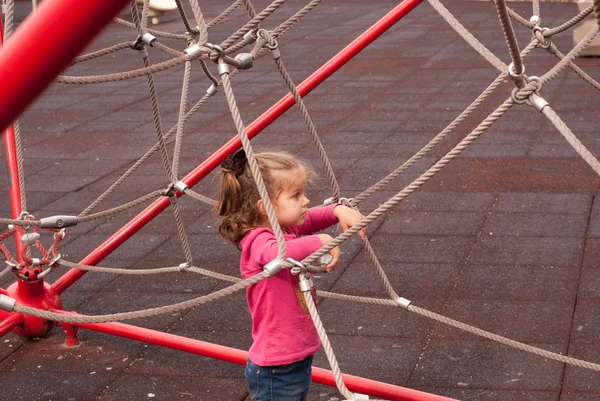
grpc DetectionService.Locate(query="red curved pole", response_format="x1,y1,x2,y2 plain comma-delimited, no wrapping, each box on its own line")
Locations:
0,0,131,133
62,316,457,401
52,0,425,295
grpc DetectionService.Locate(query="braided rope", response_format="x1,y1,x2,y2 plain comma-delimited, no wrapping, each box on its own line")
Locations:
73,42,133,64
260,31,341,202
172,61,192,179
206,0,243,28
77,190,164,222
428,0,506,73
220,69,288,260
12,271,270,324
547,4,593,36
492,0,523,77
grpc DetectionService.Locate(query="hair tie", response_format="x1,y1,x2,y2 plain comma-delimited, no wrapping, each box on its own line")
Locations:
221,149,247,176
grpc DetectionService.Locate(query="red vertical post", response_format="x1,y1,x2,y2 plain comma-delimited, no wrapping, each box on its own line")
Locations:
1,10,25,258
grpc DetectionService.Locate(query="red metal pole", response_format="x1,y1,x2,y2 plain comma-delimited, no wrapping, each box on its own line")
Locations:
52,0,425,295
0,0,131,133
0,314,23,337
63,317,456,401
0,12,25,258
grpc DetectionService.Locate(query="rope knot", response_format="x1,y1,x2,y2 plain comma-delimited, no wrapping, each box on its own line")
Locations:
510,76,549,112
532,26,552,49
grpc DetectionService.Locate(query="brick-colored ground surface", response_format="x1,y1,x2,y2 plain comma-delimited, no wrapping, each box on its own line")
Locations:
1,1,600,400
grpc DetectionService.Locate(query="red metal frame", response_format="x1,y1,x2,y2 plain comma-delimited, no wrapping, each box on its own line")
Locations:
1,10,24,258
0,1,457,400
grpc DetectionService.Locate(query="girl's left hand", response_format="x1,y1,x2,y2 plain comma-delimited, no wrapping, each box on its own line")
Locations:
334,205,367,239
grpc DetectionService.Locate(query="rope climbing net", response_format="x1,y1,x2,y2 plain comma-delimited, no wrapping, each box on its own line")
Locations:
1,0,600,400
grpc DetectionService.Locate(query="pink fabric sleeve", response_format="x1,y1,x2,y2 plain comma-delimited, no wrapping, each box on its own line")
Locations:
252,230,323,266
295,204,339,236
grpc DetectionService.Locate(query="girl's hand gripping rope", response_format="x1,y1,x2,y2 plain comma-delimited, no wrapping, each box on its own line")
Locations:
317,234,340,272
334,205,367,240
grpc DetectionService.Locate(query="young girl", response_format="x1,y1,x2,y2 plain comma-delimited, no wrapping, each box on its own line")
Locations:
217,150,365,401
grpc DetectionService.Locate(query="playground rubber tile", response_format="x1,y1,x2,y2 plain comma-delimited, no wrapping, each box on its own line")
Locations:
395,191,496,212
420,388,559,401
0,371,117,401
378,211,487,236
482,212,589,238
570,301,600,344
582,238,600,268
461,142,531,158
432,299,574,344
331,259,461,301
453,265,579,302
83,174,170,193
409,339,566,391
494,193,592,214
576,269,600,301
97,375,248,401
560,392,600,401
318,297,440,340
425,158,600,194
312,335,424,385
469,236,584,266
368,234,476,264
139,234,237,264
562,343,600,392
63,233,172,262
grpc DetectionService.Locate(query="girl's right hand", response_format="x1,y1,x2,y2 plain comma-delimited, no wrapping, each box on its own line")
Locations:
317,234,341,272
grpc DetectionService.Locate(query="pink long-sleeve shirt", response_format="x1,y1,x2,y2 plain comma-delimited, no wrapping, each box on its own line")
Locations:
239,204,339,366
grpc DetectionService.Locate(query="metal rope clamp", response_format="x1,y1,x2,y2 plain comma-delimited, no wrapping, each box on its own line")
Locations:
263,259,283,276
285,257,306,276
298,273,313,293
507,62,525,85
132,33,156,52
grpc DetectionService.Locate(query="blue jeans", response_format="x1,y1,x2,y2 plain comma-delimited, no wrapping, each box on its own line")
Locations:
245,355,313,401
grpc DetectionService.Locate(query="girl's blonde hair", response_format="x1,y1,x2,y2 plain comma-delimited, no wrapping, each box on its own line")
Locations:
216,150,316,244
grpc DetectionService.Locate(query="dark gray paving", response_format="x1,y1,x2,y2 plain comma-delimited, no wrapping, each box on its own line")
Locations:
1,1,600,401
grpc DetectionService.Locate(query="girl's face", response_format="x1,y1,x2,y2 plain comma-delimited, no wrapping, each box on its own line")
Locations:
273,168,310,228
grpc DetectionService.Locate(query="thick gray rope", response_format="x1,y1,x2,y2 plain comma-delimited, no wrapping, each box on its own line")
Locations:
547,4,593,37
428,0,506,73
59,259,240,282
174,0,195,36
488,0,534,29
220,67,288,261
78,88,216,216
189,0,209,45
303,98,515,266
77,190,164,222
317,291,600,372
352,39,537,206
550,45,600,91
73,43,133,64
12,271,270,324
493,0,523,75
258,31,341,202
540,24,600,86
542,106,600,177
272,0,322,39
207,0,243,29
56,55,188,84
595,0,600,27
170,198,194,266
171,61,192,179
219,0,287,51
3,0,14,39
114,18,189,40
185,189,217,206
302,281,354,400
152,41,185,58
532,0,540,22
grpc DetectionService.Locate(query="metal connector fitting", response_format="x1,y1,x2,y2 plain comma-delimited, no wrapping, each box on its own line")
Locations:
234,53,255,70
7,224,15,232
0,295,16,312
179,263,190,272
184,44,203,60
316,254,332,266
20,232,40,245
529,16,540,25
298,276,313,292
529,93,549,112
397,297,411,309
218,60,231,75
40,215,78,229
269,46,281,60
264,259,283,276
354,393,369,401
244,30,257,44
206,84,218,96
323,197,334,206
174,181,188,194
507,62,525,83
31,258,40,267
141,33,157,46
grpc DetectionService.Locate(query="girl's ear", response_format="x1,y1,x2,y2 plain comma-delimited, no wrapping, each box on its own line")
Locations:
257,199,267,216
